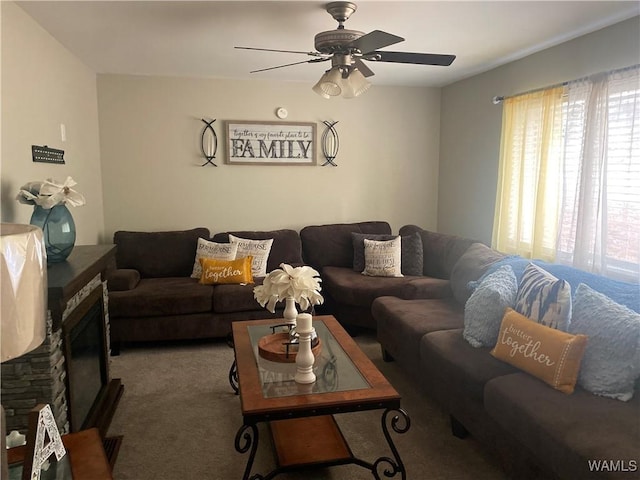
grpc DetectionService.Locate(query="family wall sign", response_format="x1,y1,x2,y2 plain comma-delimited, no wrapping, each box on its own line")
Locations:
225,121,317,166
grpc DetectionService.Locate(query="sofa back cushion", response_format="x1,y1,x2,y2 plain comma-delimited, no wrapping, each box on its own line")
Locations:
211,229,303,273
114,228,210,278
300,221,392,270
450,242,506,304
400,225,476,280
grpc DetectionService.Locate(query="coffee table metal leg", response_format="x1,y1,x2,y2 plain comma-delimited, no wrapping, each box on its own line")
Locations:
229,360,239,394
235,423,264,480
370,407,411,480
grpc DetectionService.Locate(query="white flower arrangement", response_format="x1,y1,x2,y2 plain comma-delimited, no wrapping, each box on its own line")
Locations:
16,176,86,209
254,263,324,313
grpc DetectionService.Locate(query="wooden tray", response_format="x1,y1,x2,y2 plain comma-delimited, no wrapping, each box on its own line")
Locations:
258,332,322,363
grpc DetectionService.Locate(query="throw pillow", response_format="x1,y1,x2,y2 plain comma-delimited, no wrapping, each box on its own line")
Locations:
190,238,239,279
569,283,640,401
362,237,403,277
351,232,423,276
514,263,572,331
199,256,254,285
229,235,274,278
491,308,588,394
463,265,518,348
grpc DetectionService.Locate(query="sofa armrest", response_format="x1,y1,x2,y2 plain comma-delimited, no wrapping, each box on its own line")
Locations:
107,269,141,291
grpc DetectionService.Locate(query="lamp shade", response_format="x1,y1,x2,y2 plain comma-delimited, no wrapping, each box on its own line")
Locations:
1,224,47,362
313,68,342,97
312,78,331,99
342,68,371,99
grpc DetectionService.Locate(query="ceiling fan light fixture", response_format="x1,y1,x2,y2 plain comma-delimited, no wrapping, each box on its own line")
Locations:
314,68,342,98
342,68,371,98
312,77,331,99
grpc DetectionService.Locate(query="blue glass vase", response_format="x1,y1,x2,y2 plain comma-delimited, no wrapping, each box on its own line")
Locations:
30,204,76,263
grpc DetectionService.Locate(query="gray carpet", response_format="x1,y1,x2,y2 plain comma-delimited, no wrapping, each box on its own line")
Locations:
107,333,508,480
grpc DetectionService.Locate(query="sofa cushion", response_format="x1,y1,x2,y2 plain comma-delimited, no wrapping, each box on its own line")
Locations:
420,329,519,404
352,232,423,276
514,263,572,330
373,296,465,373
362,237,403,277
211,229,303,273
570,283,640,401
109,277,213,317
463,264,517,348
450,242,505,304
323,266,450,308
212,279,265,314
491,308,587,394
300,221,391,271
484,373,640,480
399,225,475,279
114,228,210,278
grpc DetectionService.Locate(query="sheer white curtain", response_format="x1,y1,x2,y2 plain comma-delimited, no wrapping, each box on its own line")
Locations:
557,66,640,281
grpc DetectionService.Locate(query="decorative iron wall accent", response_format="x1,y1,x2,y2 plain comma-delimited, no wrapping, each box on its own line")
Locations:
200,118,218,166
321,120,339,166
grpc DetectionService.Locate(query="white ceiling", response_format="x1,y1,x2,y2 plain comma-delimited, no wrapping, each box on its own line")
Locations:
16,1,640,88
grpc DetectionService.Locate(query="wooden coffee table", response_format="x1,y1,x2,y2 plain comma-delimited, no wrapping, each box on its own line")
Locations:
231,315,410,479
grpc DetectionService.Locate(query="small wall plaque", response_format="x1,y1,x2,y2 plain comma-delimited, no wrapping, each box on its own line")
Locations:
32,145,65,164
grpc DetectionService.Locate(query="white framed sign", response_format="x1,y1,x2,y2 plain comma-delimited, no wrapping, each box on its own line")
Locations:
226,121,316,166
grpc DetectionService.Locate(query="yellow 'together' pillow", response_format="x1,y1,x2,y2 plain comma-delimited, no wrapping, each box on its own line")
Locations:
199,256,254,285
491,308,588,394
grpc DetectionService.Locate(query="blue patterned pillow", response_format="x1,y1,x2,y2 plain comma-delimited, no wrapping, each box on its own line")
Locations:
515,263,572,331
570,284,640,401
463,265,518,347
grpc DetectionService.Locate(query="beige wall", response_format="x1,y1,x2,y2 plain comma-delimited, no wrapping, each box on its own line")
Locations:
439,16,640,245
97,74,441,239
1,2,105,244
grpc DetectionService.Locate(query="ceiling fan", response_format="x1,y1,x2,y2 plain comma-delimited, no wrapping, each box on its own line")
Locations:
235,1,456,98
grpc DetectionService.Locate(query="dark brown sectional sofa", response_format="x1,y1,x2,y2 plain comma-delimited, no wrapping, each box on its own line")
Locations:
373,232,640,480
105,221,639,479
107,227,304,354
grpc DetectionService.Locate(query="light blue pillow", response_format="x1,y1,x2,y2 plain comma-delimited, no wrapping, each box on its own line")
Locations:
463,265,518,348
569,283,640,401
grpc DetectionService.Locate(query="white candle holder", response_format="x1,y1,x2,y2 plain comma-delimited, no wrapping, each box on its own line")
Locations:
294,313,316,384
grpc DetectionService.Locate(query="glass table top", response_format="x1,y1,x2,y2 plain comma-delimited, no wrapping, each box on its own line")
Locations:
247,320,370,399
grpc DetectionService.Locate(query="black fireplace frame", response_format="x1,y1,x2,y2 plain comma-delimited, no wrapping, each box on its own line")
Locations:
62,286,110,432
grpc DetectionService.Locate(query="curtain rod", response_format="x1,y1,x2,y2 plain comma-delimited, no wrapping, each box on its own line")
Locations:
491,64,639,105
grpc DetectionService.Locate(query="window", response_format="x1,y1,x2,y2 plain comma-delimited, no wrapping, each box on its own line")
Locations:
493,66,640,282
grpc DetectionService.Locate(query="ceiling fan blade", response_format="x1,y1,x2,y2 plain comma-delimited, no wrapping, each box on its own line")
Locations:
249,57,330,74
371,51,456,66
353,58,375,78
348,30,404,54
235,46,324,57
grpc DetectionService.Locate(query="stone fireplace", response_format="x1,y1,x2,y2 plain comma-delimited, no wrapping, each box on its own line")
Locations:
1,245,123,436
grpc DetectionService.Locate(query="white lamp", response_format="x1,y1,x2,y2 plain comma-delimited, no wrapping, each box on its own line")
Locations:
1,224,47,478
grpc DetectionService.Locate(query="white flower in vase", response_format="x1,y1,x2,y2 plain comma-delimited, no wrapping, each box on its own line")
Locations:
253,263,324,313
